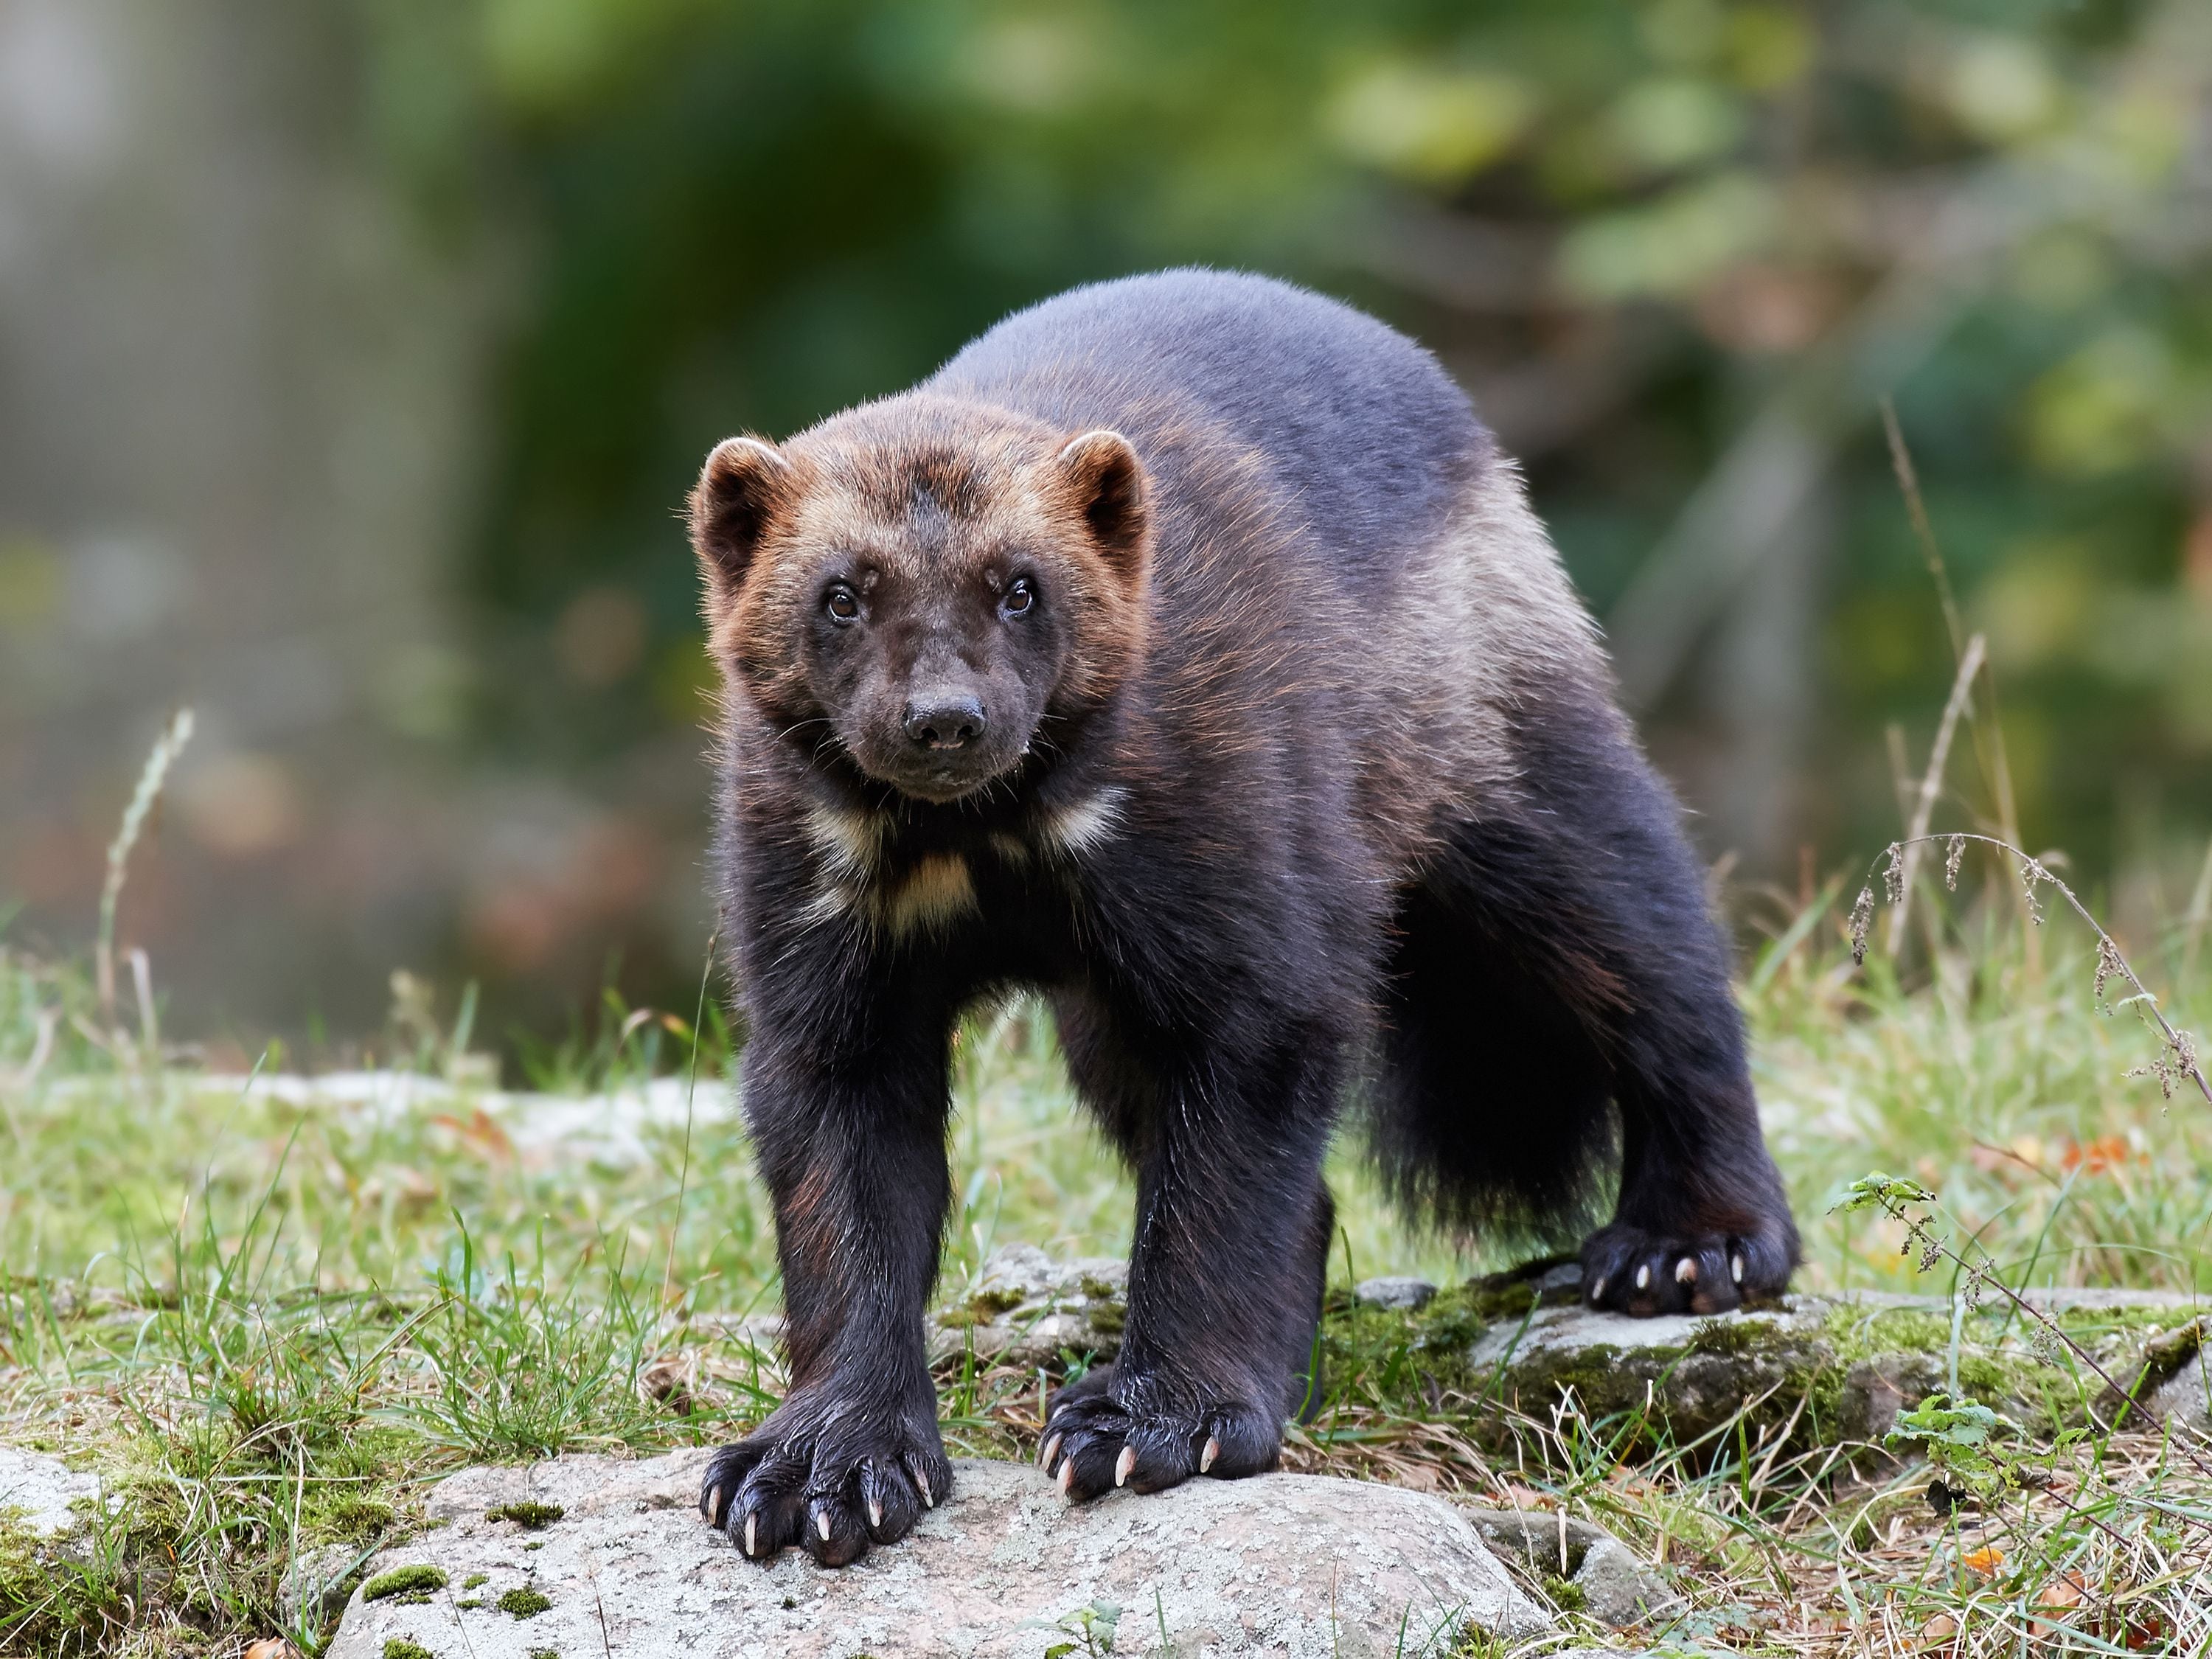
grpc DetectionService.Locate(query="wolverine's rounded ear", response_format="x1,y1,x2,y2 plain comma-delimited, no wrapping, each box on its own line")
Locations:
690,436,794,606
1055,429,1150,586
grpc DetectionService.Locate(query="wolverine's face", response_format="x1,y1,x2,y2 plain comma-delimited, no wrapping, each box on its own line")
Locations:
689,398,1150,804
787,493,1070,802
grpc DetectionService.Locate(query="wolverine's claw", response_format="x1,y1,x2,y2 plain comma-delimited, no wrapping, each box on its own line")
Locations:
1590,1275,1607,1302
1675,1257,1697,1284
1058,1459,1074,1495
1635,1263,1652,1290
1201,1436,1220,1473
744,1513,757,1557
1733,1253,1746,1284
868,1495,883,1529
914,1466,933,1507
815,1510,831,1542
1040,1433,1061,1471
1115,1445,1137,1487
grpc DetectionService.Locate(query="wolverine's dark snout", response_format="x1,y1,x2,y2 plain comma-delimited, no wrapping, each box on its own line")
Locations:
903,693,987,750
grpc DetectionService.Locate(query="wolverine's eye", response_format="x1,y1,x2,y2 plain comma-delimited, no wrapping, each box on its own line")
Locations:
1000,577,1036,619
824,585,861,625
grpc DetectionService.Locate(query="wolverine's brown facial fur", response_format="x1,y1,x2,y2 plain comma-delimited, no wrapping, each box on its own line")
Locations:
690,396,1150,803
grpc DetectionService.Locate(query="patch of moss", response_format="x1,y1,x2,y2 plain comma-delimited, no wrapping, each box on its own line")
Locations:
1317,1292,1481,1408
968,1287,1027,1316
1827,1305,1951,1358
934,1307,987,1329
383,1641,436,1659
1686,1315,1786,1357
1085,1301,1126,1335
362,1564,448,1604
1458,1279,1540,1326
1540,1573,1587,1613
1077,1275,1120,1302
462,1572,488,1590
312,1493,396,1543
487,1500,565,1528
499,1585,553,1618
455,1598,482,1610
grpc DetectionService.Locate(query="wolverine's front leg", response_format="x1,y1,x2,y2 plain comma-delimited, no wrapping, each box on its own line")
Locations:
1043,1018,1341,1500
698,1020,955,1566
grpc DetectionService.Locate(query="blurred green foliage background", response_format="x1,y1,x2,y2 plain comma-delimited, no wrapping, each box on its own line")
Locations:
2,0,2208,1046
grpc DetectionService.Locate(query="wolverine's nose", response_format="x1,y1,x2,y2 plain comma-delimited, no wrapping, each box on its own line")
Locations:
904,695,987,750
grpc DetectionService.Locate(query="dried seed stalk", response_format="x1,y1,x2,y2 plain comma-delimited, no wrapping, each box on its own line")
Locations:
1857,834,2211,1110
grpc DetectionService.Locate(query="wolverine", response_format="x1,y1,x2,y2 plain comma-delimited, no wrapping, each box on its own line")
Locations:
689,269,1798,1565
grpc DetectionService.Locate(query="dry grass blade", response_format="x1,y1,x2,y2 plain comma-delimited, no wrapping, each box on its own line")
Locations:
1888,633,1986,958
94,706,195,1029
1866,833,2211,1109
1881,401,2032,967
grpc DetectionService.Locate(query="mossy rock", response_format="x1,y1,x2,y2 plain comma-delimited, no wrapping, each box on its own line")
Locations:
1461,1301,1841,1450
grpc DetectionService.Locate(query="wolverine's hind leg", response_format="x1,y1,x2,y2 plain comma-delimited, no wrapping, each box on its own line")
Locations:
1380,695,1798,1316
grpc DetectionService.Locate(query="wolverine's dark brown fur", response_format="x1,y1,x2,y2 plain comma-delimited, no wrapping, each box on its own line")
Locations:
689,269,1799,1568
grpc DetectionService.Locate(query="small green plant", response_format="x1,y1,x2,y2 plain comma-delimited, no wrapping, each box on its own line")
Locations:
383,1641,436,1659
499,1585,554,1618
1833,1171,2146,1409
1038,1599,1119,1658
1885,1392,2023,1500
363,1563,448,1604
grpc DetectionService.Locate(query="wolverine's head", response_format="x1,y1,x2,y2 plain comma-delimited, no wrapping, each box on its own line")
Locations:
689,395,1151,804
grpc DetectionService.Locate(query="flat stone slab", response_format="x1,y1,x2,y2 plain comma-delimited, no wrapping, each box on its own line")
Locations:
0,1447,99,1537
329,1451,1549,1659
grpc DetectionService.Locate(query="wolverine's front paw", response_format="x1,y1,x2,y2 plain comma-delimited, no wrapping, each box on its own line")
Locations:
1038,1362,1281,1502
1580,1217,1795,1317
699,1385,951,1568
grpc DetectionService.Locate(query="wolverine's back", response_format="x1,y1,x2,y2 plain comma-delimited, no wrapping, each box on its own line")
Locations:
928,268,1491,597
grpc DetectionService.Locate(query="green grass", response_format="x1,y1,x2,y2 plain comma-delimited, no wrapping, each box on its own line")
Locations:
1,884,2208,1655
